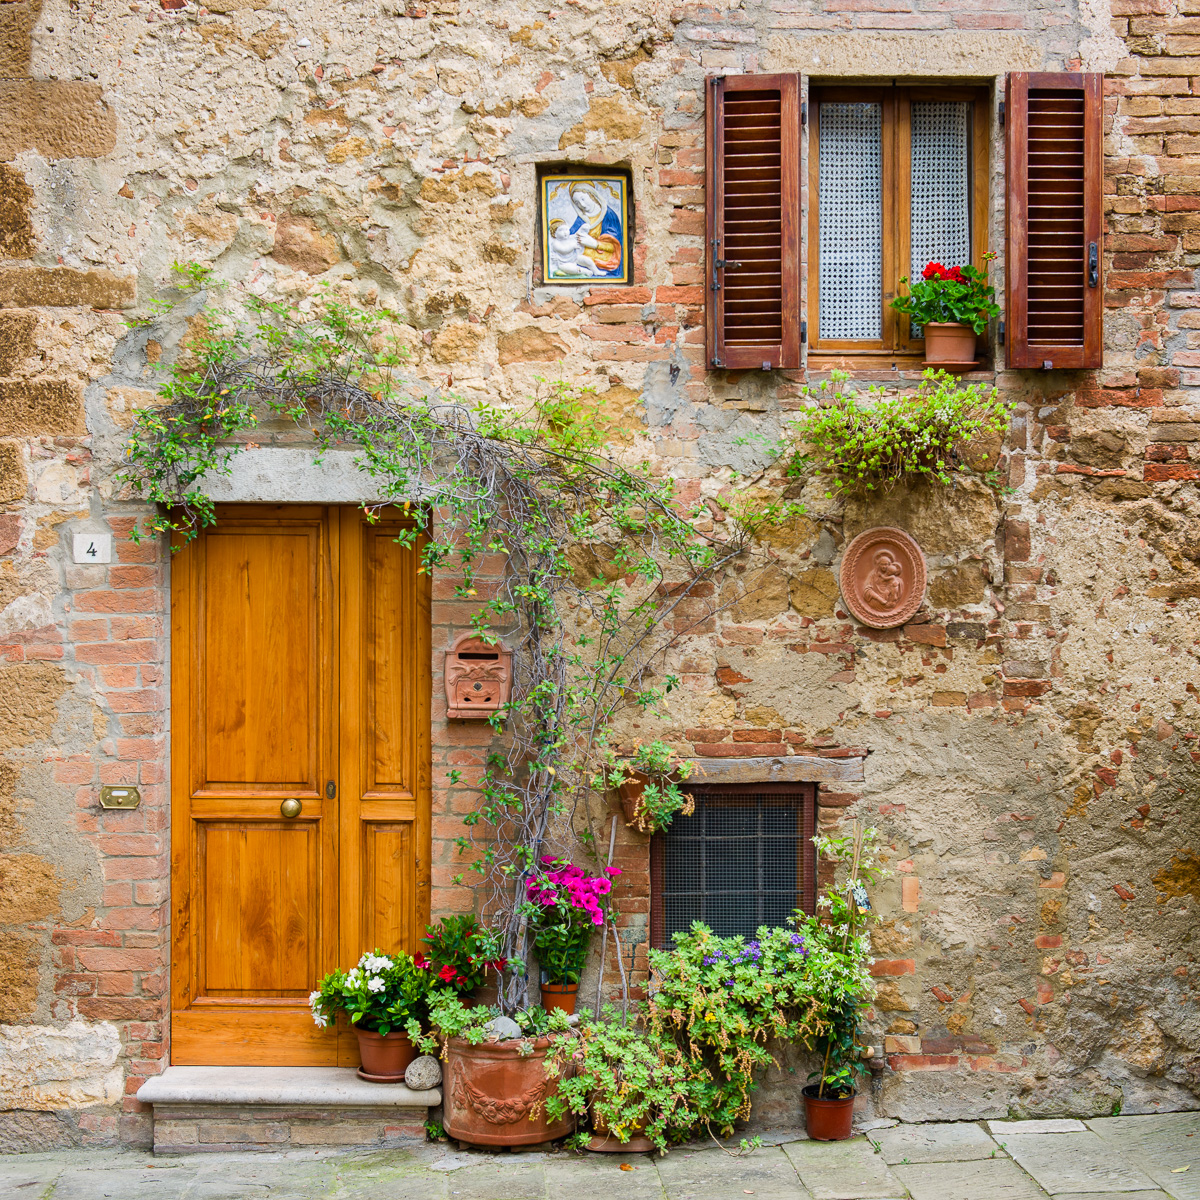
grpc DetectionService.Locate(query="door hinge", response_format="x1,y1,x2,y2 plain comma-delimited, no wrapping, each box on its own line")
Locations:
801,319,807,344
326,780,336,799
801,100,807,126
998,319,1005,346
998,99,1005,128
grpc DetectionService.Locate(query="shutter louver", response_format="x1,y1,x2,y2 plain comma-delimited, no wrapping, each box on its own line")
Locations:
1006,72,1104,369
706,74,801,370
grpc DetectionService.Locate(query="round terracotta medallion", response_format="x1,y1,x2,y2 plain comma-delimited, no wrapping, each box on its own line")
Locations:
839,526,927,629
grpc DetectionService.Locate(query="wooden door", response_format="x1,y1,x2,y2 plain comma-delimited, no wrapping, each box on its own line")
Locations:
170,505,430,1066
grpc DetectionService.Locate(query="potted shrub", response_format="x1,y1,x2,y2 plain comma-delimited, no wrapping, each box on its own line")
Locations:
309,949,430,1081
545,1007,700,1153
606,740,696,834
524,855,621,1015
423,993,577,1148
801,824,887,1140
416,915,507,1005
889,253,1000,366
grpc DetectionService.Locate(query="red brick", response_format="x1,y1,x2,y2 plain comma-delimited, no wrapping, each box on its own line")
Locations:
1034,935,1064,949
732,728,781,742
871,958,915,976
887,1054,959,1071
73,590,161,614
1145,462,1200,480
1003,680,1052,697
690,742,789,757
76,947,163,972
685,728,729,742
654,285,704,305
667,210,704,236
582,287,651,306
904,624,947,646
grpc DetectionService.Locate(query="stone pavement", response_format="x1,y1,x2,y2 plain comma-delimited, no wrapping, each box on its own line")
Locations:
0,1112,1196,1199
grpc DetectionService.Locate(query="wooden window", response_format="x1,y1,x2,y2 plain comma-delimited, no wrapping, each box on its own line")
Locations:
705,73,802,370
807,85,990,366
1005,72,1104,369
650,784,817,949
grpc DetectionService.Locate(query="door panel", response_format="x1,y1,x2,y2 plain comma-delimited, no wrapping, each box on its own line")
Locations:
172,505,429,1067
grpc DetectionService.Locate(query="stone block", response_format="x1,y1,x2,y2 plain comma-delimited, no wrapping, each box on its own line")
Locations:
0,440,26,502
0,81,118,161
0,268,136,310
497,325,569,365
0,379,85,435
0,2,35,77
0,165,35,260
0,310,35,373
271,214,340,274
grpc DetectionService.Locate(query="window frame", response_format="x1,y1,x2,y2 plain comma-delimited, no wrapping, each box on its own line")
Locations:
807,84,991,367
649,782,817,950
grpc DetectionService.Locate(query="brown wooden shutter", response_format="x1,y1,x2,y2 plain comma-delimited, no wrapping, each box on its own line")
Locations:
1005,72,1104,369
705,74,801,370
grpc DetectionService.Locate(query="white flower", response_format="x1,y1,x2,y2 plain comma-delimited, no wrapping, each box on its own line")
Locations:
359,953,393,974
367,975,386,993
346,968,363,987
309,990,328,1029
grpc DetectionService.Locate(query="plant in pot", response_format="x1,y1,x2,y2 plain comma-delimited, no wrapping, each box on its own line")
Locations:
416,915,507,1004
605,740,696,834
524,855,621,1015
801,823,888,1140
889,252,1000,366
422,992,577,1148
309,949,431,1081
544,1007,701,1153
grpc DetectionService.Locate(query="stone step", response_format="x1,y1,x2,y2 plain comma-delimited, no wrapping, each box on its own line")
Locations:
137,1066,441,1155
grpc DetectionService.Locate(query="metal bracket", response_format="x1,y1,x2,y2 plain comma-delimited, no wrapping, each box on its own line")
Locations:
999,99,1005,128
801,320,808,344
801,100,808,126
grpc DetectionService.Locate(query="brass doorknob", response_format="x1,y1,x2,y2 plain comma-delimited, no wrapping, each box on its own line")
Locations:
280,798,302,819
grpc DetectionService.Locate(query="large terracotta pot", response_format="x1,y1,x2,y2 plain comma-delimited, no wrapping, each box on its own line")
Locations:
922,321,976,365
802,1084,855,1141
540,981,578,1016
444,1036,574,1147
354,1027,416,1082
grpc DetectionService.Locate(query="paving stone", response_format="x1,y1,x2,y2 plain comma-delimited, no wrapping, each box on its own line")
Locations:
543,1153,666,1197
1086,1113,1200,1200
989,1120,1089,1136
1051,1193,1172,1200
41,1165,192,1200
1002,1131,1159,1195
655,1144,811,1199
781,1136,906,1199
440,1158,547,1200
872,1121,1001,1164
893,1158,1050,1200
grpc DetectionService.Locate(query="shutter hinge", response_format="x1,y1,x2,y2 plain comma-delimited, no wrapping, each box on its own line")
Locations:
801,320,807,344
999,99,1005,128
801,101,807,126
711,357,723,368
998,319,1005,346
1088,241,1099,288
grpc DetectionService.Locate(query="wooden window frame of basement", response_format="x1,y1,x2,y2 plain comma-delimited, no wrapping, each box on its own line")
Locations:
806,83,991,372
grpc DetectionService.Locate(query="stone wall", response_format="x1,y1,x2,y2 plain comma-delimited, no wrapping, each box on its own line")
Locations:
0,0,1198,1151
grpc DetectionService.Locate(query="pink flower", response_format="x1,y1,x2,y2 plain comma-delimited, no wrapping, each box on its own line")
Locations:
604,867,622,878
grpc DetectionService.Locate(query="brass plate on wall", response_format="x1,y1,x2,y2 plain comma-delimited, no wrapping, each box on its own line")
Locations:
100,785,141,809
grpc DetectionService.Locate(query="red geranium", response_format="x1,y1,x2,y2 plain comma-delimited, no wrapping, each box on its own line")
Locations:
893,253,1000,335
922,261,946,280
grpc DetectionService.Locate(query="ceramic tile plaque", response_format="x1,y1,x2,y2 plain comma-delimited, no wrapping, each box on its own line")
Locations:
839,526,927,629
541,174,630,284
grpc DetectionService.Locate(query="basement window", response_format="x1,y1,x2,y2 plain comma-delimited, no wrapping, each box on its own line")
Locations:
650,784,817,949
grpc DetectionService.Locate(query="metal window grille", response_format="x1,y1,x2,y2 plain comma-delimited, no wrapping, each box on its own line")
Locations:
818,102,883,341
650,785,817,949
910,100,971,338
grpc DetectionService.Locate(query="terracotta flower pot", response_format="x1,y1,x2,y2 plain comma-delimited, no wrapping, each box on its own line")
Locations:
922,321,977,365
616,770,651,829
354,1027,416,1082
587,1103,655,1153
444,1036,574,1147
802,1084,856,1141
540,981,578,1016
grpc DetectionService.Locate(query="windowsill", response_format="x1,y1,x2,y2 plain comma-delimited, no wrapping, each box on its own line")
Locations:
804,354,996,382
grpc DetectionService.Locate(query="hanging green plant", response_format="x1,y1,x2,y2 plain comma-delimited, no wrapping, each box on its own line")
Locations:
786,369,1013,498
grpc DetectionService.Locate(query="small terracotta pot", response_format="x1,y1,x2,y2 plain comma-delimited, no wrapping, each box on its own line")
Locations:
922,321,977,365
802,1084,856,1141
444,1036,574,1147
588,1104,655,1154
354,1027,416,1082
540,981,578,1016
616,770,650,829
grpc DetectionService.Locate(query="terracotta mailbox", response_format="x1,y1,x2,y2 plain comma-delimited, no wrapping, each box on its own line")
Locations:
445,633,512,719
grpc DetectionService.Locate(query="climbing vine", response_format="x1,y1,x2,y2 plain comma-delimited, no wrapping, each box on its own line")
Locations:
120,278,802,1013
